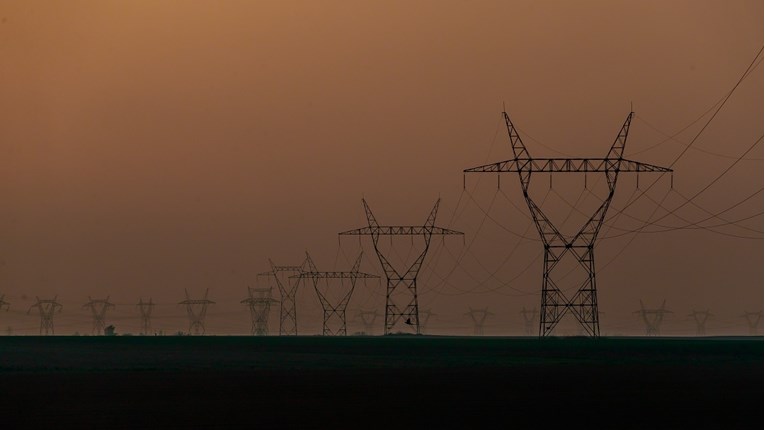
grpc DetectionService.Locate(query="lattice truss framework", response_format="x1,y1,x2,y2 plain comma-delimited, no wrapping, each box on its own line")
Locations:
340,199,463,335
292,252,378,336
137,298,155,335
688,309,712,336
265,257,308,336
83,296,115,335
241,286,278,335
178,289,215,335
464,111,672,337
27,296,63,335
634,300,672,336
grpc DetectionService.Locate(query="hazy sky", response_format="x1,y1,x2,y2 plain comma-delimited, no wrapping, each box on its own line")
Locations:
1,1,762,336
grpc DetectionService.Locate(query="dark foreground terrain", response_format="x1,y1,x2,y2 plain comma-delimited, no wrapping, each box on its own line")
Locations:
0,335,761,429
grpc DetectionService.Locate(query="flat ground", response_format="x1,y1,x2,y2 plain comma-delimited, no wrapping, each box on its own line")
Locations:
0,336,761,429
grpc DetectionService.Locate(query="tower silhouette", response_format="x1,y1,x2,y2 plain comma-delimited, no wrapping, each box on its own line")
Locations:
178,289,215,335
241,286,278,335
83,296,115,335
634,300,672,336
27,297,63,335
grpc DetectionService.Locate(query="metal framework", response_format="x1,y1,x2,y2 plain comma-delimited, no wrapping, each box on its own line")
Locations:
520,306,538,336
265,258,307,336
634,300,671,336
137,298,155,335
357,309,379,335
83,296,115,335
293,252,378,336
465,307,493,336
340,198,463,335
240,286,278,335
27,296,62,335
741,310,762,335
688,309,712,336
0,295,9,313
464,111,672,338
179,289,215,335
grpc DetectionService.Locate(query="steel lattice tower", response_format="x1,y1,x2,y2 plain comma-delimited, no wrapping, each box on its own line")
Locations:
520,307,538,336
465,307,493,336
741,310,762,335
0,295,9,313
265,259,306,336
27,296,62,335
294,252,378,336
340,198,463,335
688,309,712,336
357,309,379,335
240,286,278,335
179,289,215,335
83,296,115,335
137,298,155,335
464,111,672,338
634,300,671,336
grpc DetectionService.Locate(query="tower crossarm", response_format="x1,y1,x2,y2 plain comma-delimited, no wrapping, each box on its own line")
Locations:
463,158,672,174
339,226,464,236
291,272,379,280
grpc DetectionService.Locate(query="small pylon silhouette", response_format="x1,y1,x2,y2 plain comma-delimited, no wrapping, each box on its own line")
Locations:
688,309,712,336
27,296,63,335
179,289,215,335
83,296,115,335
741,310,763,335
241,286,278,335
137,298,155,335
520,307,538,336
465,307,493,336
634,300,672,336
357,309,379,335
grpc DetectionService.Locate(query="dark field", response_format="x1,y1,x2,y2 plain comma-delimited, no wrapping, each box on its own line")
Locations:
0,336,761,429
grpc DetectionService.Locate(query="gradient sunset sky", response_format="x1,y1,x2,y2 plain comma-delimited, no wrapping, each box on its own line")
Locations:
1,1,762,336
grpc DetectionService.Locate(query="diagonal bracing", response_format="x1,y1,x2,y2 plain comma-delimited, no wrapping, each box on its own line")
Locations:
179,289,215,335
292,252,378,336
634,300,672,336
340,198,463,335
27,296,63,335
265,257,308,336
83,296,115,335
240,286,278,335
464,111,673,338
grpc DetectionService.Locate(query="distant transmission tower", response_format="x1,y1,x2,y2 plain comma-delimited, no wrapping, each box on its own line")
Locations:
420,309,435,334
83,296,115,335
357,309,379,335
464,111,672,337
340,198,463,335
179,289,215,335
634,300,672,336
240,286,278,335
520,307,538,336
137,298,155,335
688,309,712,336
266,258,307,336
27,296,63,335
0,294,9,313
741,310,763,335
295,252,378,336
465,307,493,336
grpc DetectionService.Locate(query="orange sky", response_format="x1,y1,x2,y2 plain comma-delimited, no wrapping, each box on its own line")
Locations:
0,1,762,336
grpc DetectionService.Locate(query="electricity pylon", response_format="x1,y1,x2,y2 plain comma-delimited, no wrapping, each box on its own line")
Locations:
420,308,435,334
464,110,672,338
137,298,155,335
294,252,378,336
27,296,63,335
83,296,115,335
465,307,493,335
634,300,672,336
0,295,9,313
520,307,538,336
240,286,278,335
688,309,712,336
741,310,762,335
178,289,215,335
340,198,463,335
265,257,308,336
357,309,379,335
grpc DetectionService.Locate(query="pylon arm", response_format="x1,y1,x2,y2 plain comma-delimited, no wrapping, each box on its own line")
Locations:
291,272,379,280
339,226,464,236
463,158,672,173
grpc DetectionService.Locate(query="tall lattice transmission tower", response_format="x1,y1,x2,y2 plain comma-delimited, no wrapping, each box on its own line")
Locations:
27,297,63,335
241,286,278,335
464,111,672,337
340,198,463,335
635,300,672,336
357,309,379,335
465,307,493,336
179,289,215,335
688,309,712,336
137,298,155,335
83,296,115,335
520,307,538,336
294,252,378,336
266,257,308,336
741,310,762,335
